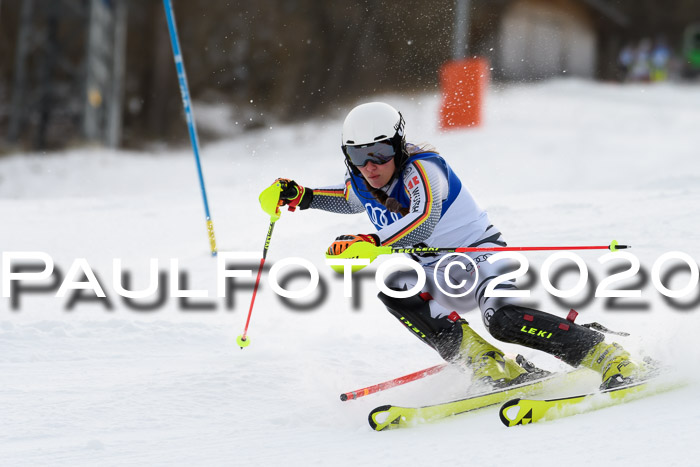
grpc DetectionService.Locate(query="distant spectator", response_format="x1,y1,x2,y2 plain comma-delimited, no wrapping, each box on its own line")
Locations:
618,43,635,81
629,38,652,82
651,36,671,82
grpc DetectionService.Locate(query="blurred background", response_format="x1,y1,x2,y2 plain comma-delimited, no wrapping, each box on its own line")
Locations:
0,0,699,152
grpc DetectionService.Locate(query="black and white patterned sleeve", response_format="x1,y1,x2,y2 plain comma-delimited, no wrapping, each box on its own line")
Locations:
308,176,365,214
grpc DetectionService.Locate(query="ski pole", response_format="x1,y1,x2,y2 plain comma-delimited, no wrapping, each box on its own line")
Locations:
340,363,448,401
327,240,630,272
163,0,217,256
237,181,286,349
236,220,275,349
391,240,629,256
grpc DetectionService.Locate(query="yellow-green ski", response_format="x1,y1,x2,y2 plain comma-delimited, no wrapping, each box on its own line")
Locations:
368,369,588,431
499,377,682,426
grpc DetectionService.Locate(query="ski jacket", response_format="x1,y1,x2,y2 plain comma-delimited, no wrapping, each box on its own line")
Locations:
309,148,492,263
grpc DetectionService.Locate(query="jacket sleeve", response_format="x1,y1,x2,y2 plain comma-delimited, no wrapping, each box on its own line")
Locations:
308,175,365,214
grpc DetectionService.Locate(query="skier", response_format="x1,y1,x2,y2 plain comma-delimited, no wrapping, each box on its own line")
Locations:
263,102,646,389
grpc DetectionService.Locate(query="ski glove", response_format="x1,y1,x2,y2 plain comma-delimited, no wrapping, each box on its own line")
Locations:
327,234,380,256
275,178,313,211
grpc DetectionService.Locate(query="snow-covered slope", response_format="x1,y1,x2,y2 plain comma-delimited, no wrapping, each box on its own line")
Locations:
2,80,700,465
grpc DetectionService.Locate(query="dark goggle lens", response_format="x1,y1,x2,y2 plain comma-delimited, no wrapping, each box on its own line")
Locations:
344,141,396,168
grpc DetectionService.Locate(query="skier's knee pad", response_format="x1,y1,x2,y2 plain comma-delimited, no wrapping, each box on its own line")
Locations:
485,305,604,366
377,291,462,360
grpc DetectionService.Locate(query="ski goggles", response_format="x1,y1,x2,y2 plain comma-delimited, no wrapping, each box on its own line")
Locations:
343,140,396,168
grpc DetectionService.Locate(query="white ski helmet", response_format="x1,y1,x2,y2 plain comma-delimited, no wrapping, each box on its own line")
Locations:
341,102,407,174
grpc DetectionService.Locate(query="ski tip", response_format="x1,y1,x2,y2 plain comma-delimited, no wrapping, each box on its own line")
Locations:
499,398,523,427
368,405,396,432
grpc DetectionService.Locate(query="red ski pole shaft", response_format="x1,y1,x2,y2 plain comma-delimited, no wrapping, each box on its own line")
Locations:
240,256,265,343
238,220,276,349
340,363,448,401
389,241,629,257
454,244,628,253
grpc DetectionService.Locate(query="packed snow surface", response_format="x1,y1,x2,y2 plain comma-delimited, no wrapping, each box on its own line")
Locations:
2,80,700,465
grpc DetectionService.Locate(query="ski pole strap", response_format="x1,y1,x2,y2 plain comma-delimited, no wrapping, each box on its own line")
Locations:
340,363,447,401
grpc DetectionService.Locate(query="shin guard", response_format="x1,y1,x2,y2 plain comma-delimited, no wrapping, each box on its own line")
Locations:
485,305,604,366
377,291,463,361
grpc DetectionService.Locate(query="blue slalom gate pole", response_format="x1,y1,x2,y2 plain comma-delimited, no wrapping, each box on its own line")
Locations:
163,0,217,256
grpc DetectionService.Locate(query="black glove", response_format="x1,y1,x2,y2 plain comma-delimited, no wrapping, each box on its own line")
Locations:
276,178,313,211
